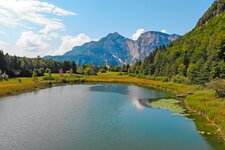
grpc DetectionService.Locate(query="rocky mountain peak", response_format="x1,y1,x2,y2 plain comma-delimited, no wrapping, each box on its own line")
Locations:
45,31,180,66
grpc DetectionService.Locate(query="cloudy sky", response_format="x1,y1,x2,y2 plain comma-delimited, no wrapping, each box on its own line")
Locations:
0,0,214,57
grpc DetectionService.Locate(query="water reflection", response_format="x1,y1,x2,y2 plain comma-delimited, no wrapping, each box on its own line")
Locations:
89,84,170,111
89,84,129,95
132,98,144,111
89,84,170,99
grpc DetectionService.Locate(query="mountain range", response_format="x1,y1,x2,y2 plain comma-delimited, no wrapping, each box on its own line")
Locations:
45,31,179,66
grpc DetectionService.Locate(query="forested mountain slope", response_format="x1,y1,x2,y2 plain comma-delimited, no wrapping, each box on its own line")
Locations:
130,0,225,84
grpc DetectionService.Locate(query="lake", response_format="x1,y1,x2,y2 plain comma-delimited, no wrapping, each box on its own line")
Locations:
0,84,223,150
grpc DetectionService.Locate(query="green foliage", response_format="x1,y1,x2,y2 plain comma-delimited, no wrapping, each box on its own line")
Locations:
128,2,225,85
32,69,39,83
0,50,77,78
148,99,186,115
83,64,97,75
0,70,9,81
45,68,51,74
43,68,54,80
120,64,130,72
187,63,201,84
196,0,225,27
77,66,84,74
62,60,76,73
208,80,225,98
109,66,122,72
154,76,170,82
178,64,186,76
172,75,192,84
118,72,124,76
99,69,106,73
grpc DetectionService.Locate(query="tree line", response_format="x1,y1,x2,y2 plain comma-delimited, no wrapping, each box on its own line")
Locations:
0,50,77,78
0,50,108,79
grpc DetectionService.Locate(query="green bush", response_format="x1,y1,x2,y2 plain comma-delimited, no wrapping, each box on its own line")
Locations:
220,74,225,79
43,76,54,81
118,72,124,76
155,76,170,82
172,75,192,85
0,72,9,81
208,80,225,98
128,73,136,77
99,69,106,73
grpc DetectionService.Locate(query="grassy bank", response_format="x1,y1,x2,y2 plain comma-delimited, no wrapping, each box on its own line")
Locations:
0,72,224,139
84,72,198,94
0,78,48,97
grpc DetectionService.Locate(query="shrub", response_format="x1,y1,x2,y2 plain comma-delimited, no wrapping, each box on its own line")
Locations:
220,74,225,79
32,69,39,83
43,76,54,81
1,72,9,81
18,79,22,83
172,75,192,85
155,76,170,82
56,78,68,84
128,73,136,77
43,68,54,80
208,80,225,98
99,69,106,73
0,70,9,81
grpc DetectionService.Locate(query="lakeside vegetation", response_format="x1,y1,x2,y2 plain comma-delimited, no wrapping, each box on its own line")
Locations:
148,99,186,115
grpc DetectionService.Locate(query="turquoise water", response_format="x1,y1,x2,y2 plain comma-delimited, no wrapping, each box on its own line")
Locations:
0,84,220,150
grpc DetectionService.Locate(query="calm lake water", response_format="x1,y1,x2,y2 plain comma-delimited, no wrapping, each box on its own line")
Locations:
0,84,223,150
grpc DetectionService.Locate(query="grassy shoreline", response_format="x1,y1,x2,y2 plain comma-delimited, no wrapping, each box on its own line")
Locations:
0,72,225,140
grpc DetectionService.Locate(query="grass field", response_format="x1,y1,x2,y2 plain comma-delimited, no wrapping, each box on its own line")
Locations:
0,77,48,97
0,72,224,139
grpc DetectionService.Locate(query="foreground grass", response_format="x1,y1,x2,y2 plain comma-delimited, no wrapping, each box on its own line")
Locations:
0,78,48,97
185,90,225,132
0,72,224,139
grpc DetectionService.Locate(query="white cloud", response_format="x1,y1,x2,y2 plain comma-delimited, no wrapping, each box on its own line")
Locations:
0,0,76,16
16,31,49,53
132,29,145,40
56,34,92,55
0,9,18,26
49,32,59,39
161,29,170,34
0,0,76,32
0,0,77,57
40,23,64,34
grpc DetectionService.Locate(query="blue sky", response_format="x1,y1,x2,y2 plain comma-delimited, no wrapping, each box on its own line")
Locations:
0,0,214,57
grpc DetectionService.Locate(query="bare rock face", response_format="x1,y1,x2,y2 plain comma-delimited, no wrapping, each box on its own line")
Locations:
136,31,180,60
45,32,180,66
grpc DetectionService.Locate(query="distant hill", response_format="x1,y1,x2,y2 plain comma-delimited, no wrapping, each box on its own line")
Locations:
45,31,179,66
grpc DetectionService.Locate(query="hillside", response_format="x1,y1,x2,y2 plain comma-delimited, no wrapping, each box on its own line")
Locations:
45,32,179,66
130,0,225,84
